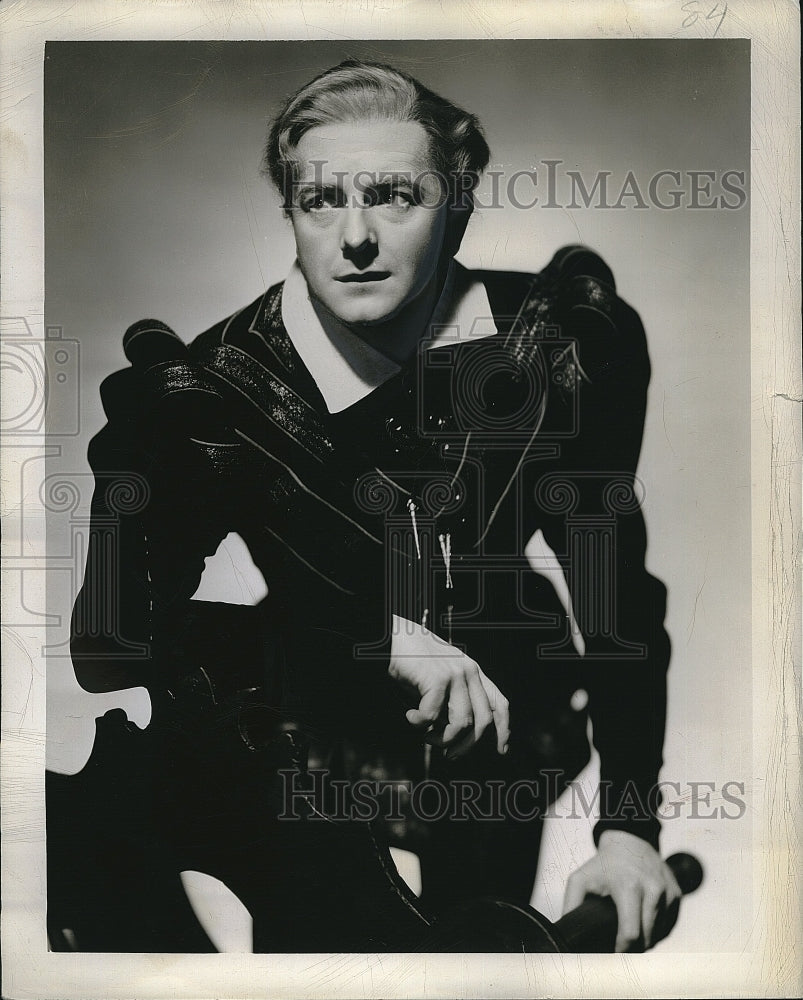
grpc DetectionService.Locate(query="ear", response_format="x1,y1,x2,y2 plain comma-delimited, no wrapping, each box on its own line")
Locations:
443,196,474,259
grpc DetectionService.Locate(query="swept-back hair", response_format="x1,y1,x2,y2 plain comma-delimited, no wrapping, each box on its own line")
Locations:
263,60,490,211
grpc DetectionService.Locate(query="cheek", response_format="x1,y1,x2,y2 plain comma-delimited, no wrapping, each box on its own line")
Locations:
406,216,447,274
291,224,327,278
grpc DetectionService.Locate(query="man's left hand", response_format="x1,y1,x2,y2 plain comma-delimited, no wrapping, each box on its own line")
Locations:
561,830,682,952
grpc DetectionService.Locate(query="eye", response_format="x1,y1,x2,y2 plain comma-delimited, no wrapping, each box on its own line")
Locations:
303,196,333,213
386,190,414,208
298,190,343,213
368,184,415,209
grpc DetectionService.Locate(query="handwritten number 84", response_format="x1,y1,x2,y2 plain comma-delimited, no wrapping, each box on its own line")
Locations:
681,1,728,35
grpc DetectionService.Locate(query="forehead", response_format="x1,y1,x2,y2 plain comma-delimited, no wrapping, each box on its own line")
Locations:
291,119,434,183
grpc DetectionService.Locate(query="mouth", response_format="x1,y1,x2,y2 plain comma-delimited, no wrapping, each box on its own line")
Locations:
335,272,391,283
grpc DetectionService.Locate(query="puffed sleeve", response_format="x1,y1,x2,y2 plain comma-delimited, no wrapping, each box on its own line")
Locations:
70,322,232,695
520,247,670,849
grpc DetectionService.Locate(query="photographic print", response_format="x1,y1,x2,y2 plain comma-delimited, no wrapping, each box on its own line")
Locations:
1,3,799,999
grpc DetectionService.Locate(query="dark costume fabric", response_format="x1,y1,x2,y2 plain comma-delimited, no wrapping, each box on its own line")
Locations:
59,245,670,950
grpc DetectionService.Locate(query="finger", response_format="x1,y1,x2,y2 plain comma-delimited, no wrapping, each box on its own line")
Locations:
441,673,474,748
651,893,681,948
640,886,663,950
665,867,683,905
649,869,682,947
406,682,448,729
611,885,644,953
443,693,492,758
562,870,594,916
464,668,494,743
478,674,511,754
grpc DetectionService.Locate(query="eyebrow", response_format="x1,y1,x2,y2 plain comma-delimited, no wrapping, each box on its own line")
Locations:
293,182,342,199
367,172,416,187
293,172,417,192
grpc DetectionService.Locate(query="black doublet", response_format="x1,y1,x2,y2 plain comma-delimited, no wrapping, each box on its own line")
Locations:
72,245,670,854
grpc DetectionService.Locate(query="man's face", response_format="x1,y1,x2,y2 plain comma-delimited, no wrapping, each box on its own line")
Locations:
288,119,450,327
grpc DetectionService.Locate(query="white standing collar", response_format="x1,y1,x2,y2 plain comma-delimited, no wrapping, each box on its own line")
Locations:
281,259,498,413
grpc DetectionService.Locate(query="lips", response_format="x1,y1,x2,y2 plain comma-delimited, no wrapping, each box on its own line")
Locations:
335,272,391,283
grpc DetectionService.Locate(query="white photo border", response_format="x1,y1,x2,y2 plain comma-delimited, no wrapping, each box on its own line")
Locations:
1,2,800,998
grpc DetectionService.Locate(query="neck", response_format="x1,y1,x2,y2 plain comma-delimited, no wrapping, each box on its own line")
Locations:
311,258,455,366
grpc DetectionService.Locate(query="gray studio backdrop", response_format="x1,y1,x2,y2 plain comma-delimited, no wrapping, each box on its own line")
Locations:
44,39,750,951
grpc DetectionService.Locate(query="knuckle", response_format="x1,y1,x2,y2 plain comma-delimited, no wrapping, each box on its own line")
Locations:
436,670,452,689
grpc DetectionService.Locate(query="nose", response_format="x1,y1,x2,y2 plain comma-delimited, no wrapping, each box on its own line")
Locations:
339,203,376,253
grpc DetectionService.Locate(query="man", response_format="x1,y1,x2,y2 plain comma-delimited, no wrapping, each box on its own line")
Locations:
64,59,678,952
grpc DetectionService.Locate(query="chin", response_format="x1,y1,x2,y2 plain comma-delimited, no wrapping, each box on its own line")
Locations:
348,310,397,327
329,296,400,327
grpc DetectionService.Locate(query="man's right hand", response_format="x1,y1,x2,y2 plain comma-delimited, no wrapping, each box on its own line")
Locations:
388,615,510,759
